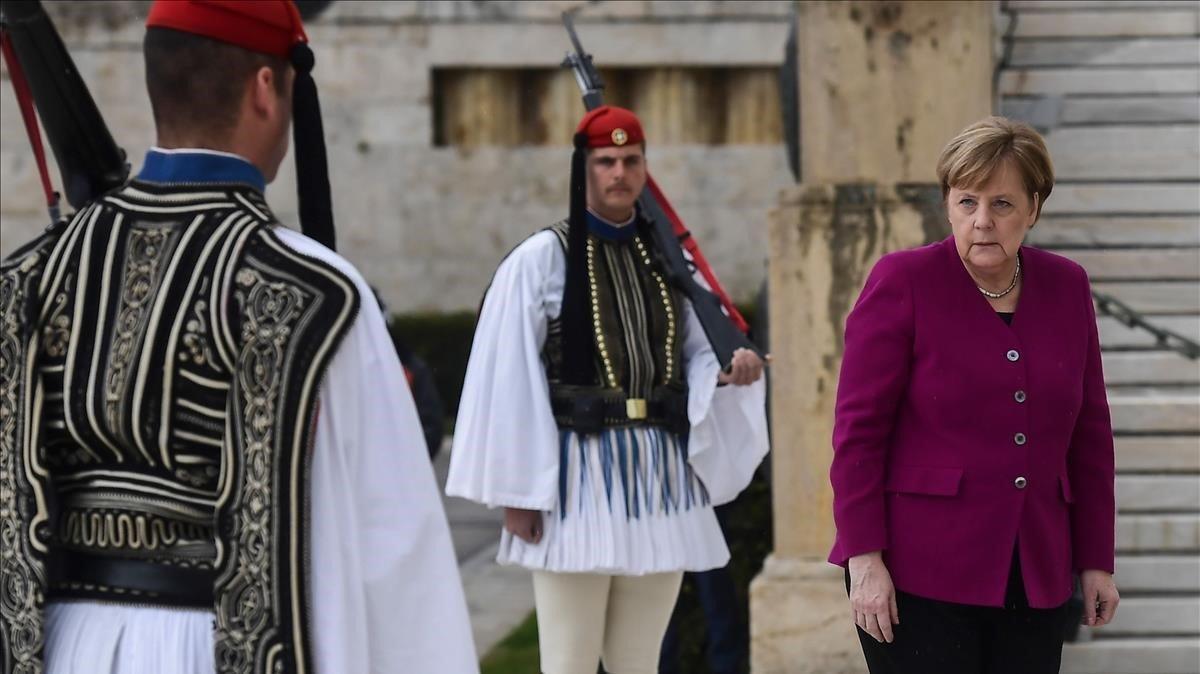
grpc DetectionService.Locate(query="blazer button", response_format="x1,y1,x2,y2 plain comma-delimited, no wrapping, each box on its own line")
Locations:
1014,390,1027,403
1007,349,1020,362
1014,432,1027,446
1014,476,1028,489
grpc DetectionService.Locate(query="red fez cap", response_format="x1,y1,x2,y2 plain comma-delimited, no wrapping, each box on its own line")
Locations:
575,105,645,149
146,0,307,61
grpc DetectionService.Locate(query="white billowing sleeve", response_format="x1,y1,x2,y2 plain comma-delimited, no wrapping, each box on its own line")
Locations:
680,297,770,506
445,231,563,511
273,228,478,674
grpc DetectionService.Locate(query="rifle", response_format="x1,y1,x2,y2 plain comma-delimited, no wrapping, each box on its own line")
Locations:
0,0,129,216
560,11,761,370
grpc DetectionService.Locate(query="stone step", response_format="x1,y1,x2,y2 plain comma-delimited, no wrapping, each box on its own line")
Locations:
1104,352,1200,385
1061,248,1200,281
1001,4,1200,669
1109,392,1200,432
1115,555,1200,591
1117,475,1200,513
1001,95,1200,126
1029,216,1200,248
1092,281,1200,316
1010,10,1199,38
1046,184,1200,215
1099,316,1199,349
999,67,1199,95
1117,514,1200,552
1061,637,1200,674
1115,436,1200,473
1009,37,1200,67
1042,125,1200,181
1097,596,1200,637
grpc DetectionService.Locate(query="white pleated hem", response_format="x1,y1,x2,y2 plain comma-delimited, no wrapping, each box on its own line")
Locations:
495,426,732,575
45,601,215,674
496,504,730,575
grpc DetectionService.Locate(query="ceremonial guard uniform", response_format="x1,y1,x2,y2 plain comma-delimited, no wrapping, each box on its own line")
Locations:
447,107,768,673
0,2,475,673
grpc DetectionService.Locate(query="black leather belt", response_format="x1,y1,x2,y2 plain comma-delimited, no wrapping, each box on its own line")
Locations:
550,385,689,436
48,552,215,608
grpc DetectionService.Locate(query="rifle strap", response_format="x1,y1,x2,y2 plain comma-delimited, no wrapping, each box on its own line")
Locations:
1,27,60,221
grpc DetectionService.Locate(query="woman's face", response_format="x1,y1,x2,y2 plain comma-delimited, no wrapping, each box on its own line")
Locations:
947,160,1038,274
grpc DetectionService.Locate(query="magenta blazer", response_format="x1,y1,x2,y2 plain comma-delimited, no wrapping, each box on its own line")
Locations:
828,236,1115,609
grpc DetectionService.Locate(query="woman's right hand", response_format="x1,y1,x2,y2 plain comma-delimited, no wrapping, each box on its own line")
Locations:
848,551,900,643
504,507,543,544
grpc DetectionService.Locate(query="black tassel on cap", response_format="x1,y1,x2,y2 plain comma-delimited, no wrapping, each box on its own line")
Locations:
560,131,596,386
289,42,336,251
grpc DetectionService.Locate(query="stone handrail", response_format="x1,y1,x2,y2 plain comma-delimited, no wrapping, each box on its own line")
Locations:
1093,289,1200,360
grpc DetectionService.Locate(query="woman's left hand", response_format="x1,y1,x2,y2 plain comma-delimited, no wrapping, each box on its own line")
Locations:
1080,570,1119,627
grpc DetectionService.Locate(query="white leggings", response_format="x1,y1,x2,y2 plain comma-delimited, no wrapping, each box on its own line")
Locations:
532,570,684,674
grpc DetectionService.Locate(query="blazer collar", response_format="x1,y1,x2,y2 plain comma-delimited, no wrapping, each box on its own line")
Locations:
942,235,1032,331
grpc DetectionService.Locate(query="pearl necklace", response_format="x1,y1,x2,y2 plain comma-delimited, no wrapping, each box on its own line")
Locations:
977,255,1021,299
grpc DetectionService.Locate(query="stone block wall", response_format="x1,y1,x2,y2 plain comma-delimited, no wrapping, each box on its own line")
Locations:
0,0,794,312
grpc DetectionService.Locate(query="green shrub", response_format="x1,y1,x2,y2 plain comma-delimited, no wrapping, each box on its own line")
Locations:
387,310,478,421
668,469,772,673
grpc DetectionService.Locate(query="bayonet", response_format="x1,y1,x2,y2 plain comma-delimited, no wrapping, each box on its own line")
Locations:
561,11,605,111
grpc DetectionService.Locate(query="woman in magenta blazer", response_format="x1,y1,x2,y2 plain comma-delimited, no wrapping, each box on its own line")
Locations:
829,117,1119,674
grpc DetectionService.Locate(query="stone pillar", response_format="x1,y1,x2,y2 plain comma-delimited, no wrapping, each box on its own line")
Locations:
750,3,994,672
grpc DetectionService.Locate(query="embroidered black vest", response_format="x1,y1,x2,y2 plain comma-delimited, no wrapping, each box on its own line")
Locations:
541,221,688,434
0,181,359,674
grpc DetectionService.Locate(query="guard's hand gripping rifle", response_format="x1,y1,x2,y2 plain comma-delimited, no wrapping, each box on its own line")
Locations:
0,0,129,220
560,12,761,371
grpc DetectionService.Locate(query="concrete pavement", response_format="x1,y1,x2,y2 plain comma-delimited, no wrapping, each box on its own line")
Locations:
433,445,536,658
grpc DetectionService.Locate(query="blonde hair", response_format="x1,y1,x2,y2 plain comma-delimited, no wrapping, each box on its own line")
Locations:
936,116,1054,221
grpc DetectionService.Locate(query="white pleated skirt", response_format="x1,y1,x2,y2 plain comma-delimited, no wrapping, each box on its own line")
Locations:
45,601,214,674
497,426,730,575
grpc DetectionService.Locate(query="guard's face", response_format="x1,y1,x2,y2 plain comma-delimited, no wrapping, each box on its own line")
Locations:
586,144,647,218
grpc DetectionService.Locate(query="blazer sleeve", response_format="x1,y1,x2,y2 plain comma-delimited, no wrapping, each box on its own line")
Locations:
828,254,916,565
1066,266,1116,574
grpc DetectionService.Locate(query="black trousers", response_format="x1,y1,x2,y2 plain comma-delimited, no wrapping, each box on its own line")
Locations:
846,548,1070,674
